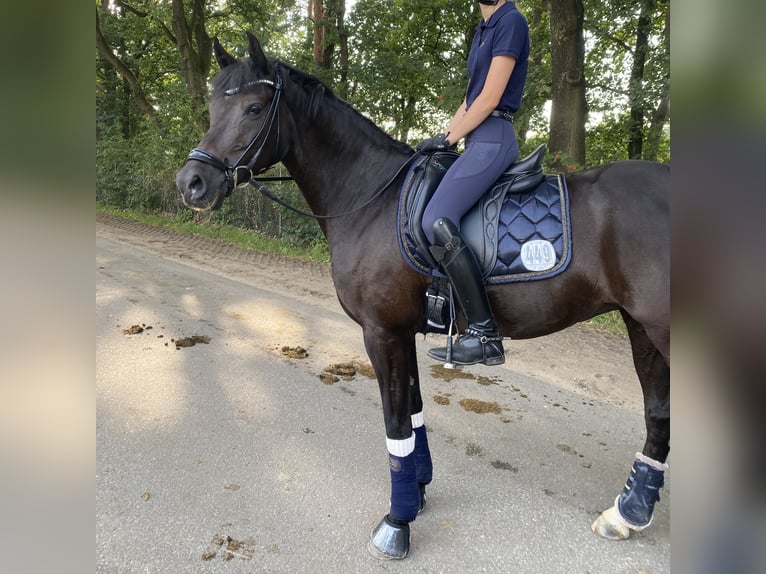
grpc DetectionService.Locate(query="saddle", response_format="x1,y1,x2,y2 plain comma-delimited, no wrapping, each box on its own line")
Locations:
403,146,545,273
398,143,571,281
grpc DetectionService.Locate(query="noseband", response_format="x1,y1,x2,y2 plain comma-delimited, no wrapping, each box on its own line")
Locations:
186,68,284,194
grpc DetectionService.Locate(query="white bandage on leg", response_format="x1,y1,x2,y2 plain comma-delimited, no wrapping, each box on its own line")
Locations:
411,411,424,429
387,433,416,457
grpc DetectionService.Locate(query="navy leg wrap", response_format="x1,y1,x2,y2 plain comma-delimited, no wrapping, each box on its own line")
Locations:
388,453,420,522
617,458,665,528
413,425,433,486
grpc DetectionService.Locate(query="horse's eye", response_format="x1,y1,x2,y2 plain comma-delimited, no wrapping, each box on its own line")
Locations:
247,103,263,115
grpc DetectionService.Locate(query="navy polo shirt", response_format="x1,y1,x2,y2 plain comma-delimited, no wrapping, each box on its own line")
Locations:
465,2,529,113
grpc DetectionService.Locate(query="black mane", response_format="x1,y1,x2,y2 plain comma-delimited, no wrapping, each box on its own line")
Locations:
212,58,412,156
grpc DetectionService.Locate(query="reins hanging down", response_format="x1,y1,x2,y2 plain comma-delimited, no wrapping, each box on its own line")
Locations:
250,153,418,221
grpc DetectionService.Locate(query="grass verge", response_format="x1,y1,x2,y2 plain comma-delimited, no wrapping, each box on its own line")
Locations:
97,204,330,262
584,311,626,336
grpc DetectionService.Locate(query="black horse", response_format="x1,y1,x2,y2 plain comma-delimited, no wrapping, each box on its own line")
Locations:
176,33,670,559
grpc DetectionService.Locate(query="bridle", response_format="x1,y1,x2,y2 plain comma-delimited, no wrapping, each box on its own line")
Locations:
185,68,286,195
184,65,419,219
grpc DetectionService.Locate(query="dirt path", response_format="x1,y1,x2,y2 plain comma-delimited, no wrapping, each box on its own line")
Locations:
96,212,641,412
97,215,671,572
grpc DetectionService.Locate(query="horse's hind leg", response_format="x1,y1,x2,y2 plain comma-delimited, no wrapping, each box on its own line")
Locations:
623,312,670,464
592,313,670,540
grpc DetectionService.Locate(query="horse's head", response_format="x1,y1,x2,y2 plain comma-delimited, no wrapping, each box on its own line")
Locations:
176,33,288,211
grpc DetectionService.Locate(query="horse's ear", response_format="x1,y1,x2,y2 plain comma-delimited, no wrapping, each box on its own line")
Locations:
246,31,271,74
213,37,237,69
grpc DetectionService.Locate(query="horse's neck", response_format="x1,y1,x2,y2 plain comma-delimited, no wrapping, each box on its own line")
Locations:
282,99,410,223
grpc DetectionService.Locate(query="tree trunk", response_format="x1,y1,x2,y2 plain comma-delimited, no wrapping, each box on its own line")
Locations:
643,1,670,161
397,94,417,142
627,0,655,159
309,0,326,67
95,6,160,131
336,0,349,99
309,0,347,95
515,0,549,145
171,0,211,133
549,0,585,167
644,94,669,160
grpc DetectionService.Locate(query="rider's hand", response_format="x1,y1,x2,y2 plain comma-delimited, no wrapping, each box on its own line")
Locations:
416,133,452,152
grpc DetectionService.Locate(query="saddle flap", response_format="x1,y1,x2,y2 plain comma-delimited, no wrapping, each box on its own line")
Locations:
459,145,546,276
403,151,460,269
461,184,507,277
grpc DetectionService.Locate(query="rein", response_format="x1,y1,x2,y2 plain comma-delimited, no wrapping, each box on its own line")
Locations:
186,65,419,220
250,153,418,220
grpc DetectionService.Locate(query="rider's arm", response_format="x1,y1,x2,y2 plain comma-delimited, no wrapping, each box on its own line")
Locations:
445,55,516,145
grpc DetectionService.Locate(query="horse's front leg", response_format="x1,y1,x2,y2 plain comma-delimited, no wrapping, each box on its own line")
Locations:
363,326,424,560
409,335,433,514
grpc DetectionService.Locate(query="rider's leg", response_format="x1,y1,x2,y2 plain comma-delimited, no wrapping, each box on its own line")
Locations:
427,217,504,366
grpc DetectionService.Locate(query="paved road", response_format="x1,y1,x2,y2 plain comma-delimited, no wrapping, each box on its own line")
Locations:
96,219,670,573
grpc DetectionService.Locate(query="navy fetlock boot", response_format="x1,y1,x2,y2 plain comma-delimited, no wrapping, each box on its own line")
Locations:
616,455,667,528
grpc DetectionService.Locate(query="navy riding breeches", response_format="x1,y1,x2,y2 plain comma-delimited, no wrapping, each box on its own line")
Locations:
422,115,519,245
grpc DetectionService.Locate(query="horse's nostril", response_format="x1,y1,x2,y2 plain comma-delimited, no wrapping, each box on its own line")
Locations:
189,174,205,200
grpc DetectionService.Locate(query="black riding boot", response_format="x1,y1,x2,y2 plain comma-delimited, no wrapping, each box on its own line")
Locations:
427,218,505,366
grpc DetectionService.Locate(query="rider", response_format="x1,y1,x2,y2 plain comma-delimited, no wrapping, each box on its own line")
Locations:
417,0,529,366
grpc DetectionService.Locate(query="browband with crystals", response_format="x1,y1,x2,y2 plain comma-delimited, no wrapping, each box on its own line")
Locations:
224,79,276,96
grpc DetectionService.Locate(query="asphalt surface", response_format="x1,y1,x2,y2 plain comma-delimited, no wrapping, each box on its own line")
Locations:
96,220,670,573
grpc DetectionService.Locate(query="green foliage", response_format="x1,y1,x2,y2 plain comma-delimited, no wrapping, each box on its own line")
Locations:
582,0,670,162
586,311,627,335
586,114,633,166
96,125,161,212
586,111,670,166
346,0,475,142
96,0,670,251
515,0,553,145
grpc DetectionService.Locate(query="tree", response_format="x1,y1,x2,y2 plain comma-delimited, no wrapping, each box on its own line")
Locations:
641,0,669,161
307,0,349,97
171,0,213,132
626,0,654,159
95,0,209,133
96,0,670,226
583,0,670,163
347,0,474,142
96,2,161,132
515,0,552,149
549,0,586,167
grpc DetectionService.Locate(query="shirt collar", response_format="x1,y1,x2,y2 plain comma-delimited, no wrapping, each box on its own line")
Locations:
479,2,515,29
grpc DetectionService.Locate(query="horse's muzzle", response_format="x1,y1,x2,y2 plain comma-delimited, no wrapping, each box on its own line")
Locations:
176,162,228,211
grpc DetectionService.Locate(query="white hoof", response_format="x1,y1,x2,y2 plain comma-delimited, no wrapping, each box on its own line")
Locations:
591,504,631,540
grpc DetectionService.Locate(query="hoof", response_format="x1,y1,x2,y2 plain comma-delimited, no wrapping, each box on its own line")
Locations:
368,516,410,560
591,505,631,540
418,483,427,515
